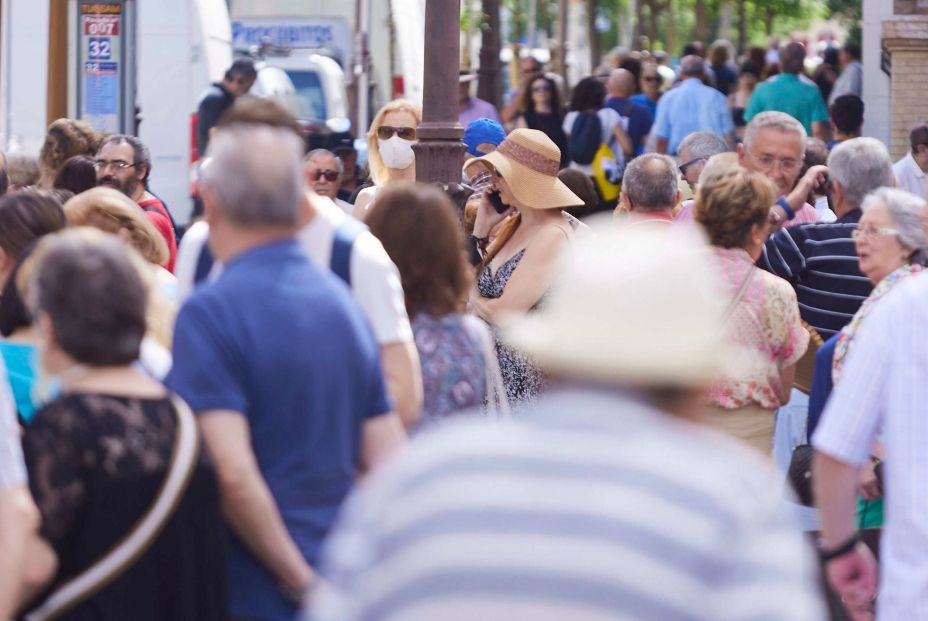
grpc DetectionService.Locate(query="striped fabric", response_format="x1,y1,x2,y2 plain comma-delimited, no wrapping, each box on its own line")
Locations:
759,209,872,339
813,272,928,619
0,355,26,489
310,389,823,621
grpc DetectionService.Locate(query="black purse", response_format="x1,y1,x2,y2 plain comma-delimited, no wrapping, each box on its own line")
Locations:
787,444,815,506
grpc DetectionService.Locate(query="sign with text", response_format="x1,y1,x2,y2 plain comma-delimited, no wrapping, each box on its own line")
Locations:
231,17,351,66
78,1,123,133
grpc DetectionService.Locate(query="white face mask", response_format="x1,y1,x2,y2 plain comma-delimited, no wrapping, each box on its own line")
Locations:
378,135,416,170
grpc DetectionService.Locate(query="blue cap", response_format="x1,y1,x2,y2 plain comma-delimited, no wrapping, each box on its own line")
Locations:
463,118,506,157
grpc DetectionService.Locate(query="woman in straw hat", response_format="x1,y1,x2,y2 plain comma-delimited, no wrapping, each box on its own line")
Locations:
695,166,809,455
466,128,584,405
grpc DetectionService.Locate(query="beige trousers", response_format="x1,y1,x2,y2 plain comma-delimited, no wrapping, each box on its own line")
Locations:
702,404,776,456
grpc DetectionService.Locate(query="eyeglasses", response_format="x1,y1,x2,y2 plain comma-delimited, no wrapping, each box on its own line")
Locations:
852,226,900,240
531,85,551,93
377,126,417,141
642,76,661,83
308,169,339,182
94,159,138,171
746,151,801,175
678,157,706,175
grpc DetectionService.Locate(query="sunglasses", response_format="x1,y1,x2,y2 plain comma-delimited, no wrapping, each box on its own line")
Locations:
531,85,551,92
678,157,706,175
377,126,417,140
308,169,339,182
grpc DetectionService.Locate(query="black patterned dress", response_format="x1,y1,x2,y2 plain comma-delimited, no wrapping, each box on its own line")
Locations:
21,393,227,621
477,249,545,406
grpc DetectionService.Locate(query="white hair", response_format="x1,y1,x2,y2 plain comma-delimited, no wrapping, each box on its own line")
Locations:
744,111,807,158
828,138,894,209
202,124,304,227
861,187,928,264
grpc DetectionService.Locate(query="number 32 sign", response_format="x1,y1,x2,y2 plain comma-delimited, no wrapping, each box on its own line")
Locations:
88,37,112,59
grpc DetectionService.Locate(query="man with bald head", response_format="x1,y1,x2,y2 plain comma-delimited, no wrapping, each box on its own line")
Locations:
604,69,653,155
652,55,734,155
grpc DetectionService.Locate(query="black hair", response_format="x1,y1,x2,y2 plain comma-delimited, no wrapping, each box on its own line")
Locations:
830,95,864,135
569,77,607,112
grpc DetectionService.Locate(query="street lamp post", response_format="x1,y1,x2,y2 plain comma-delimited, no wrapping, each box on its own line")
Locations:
478,0,502,109
413,0,466,184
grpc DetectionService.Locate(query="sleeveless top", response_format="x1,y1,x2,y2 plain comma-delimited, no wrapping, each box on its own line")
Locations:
477,249,545,405
523,110,569,168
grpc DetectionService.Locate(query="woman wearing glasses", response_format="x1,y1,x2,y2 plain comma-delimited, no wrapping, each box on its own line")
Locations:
353,100,422,220
805,188,928,534
630,63,663,118
513,76,568,168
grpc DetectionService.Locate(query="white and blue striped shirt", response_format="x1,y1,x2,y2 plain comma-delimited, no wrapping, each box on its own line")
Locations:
310,389,823,621
813,271,928,619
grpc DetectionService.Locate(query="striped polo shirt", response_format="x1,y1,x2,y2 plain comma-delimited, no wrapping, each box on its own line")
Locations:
759,209,872,339
309,389,823,621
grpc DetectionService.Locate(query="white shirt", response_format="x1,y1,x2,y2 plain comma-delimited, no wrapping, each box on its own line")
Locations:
892,152,926,200
333,197,354,216
298,196,413,345
813,272,928,619
174,203,413,346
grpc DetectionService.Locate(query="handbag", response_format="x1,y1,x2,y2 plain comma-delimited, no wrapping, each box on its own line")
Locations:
787,443,815,506
24,395,200,621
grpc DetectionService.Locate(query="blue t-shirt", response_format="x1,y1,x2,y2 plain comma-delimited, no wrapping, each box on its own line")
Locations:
630,93,658,119
166,239,391,621
604,96,654,155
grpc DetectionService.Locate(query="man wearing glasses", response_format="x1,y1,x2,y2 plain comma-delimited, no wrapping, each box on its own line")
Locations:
753,120,894,339
303,149,352,215
95,134,178,272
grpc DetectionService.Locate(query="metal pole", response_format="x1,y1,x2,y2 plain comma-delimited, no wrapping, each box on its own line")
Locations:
412,0,465,184
558,0,568,88
527,0,537,50
354,0,370,137
478,0,502,109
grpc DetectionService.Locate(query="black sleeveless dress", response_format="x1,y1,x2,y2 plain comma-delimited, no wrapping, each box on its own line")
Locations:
523,110,570,168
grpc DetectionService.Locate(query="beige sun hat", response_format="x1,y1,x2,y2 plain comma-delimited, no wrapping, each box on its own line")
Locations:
464,128,584,209
504,223,733,387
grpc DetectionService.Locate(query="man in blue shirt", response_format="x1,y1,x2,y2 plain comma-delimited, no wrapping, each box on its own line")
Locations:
166,123,406,621
652,56,735,155
604,69,653,156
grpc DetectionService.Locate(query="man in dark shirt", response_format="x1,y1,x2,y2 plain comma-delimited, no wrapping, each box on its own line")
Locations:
195,58,256,158
604,69,653,156
759,137,894,338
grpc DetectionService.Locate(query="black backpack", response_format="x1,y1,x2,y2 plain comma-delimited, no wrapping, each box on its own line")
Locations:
569,111,602,165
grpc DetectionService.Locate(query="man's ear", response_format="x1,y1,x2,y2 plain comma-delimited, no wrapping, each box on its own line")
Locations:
737,142,746,165
618,192,632,213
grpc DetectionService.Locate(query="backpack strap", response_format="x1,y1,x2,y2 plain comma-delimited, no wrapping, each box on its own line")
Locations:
330,217,368,286
193,242,215,285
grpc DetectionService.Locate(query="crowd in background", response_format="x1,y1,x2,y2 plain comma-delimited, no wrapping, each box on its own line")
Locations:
0,32,926,621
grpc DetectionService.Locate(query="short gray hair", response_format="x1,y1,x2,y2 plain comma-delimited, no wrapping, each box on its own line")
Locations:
828,138,894,210
679,55,704,78
306,149,344,175
622,153,679,211
202,124,304,227
861,187,928,264
678,132,730,161
744,112,807,157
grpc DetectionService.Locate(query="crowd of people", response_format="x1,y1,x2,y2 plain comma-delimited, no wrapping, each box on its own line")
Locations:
0,34,926,621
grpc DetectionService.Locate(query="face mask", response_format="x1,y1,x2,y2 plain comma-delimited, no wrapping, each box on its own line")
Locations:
378,136,416,170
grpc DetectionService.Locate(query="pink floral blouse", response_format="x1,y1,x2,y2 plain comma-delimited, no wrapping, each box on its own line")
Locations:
708,247,810,409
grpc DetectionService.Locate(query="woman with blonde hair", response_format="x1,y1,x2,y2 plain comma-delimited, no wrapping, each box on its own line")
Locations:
467,128,584,406
695,167,809,454
352,100,421,219
62,188,177,372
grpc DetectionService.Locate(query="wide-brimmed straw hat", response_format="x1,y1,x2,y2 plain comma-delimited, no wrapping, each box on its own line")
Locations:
504,223,734,387
464,128,583,209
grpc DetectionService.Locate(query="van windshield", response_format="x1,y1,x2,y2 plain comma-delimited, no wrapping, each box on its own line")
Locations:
285,70,326,120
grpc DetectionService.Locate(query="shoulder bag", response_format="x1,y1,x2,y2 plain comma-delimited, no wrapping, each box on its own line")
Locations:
25,395,200,621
